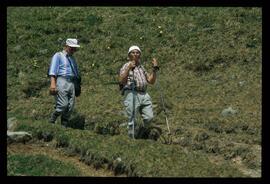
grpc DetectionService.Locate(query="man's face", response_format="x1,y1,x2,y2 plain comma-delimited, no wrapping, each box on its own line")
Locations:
67,46,77,55
129,49,141,61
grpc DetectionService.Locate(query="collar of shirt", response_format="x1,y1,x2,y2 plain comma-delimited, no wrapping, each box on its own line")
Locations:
135,64,143,70
62,50,70,57
129,60,142,68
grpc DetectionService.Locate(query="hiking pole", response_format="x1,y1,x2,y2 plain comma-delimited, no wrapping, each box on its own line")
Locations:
131,70,136,139
155,69,171,135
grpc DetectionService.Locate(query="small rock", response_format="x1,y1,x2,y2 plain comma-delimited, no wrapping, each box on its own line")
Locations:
238,81,246,87
13,45,22,52
7,117,18,131
7,131,32,144
38,49,48,55
221,107,238,117
210,80,219,85
195,131,209,142
42,132,53,142
116,157,122,162
119,122,127,127
57,37,63,43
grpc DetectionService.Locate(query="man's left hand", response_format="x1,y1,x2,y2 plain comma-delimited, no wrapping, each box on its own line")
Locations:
152,58,159,72
152,58,158,67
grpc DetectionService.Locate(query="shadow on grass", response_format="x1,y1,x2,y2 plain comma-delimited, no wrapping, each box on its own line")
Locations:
68,110,85,130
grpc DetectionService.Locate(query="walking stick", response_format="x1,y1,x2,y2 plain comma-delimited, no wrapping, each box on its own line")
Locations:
155,69,171,135
131,70,136,139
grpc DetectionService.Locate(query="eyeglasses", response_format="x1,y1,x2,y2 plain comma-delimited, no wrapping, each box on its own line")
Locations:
70,47,77,51
130,51,140,55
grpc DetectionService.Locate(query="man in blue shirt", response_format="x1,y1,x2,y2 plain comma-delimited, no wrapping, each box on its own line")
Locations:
48,38,80,127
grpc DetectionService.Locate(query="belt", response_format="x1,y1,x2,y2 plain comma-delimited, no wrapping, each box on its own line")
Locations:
125,88,146,93
58,76,76,82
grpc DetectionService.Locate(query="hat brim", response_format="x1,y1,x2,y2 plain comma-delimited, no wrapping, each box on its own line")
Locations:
128,49,141,55
67,44,80,48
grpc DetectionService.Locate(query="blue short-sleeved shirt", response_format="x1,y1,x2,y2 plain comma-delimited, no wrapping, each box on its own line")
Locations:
48,50,79,77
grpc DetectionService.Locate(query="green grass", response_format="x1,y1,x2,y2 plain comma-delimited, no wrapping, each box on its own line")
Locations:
7,154,82,176
14,119,245,177
7,7,261,177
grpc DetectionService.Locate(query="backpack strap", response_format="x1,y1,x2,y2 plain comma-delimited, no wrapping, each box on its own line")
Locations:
59,51,79,78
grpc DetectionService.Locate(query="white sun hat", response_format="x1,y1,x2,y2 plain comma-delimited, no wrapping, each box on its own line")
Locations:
128,45,141,55
66,38,80,48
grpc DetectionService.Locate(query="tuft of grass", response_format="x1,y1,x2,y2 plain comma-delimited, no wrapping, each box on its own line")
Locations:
7,154,82,176
13,119,246,177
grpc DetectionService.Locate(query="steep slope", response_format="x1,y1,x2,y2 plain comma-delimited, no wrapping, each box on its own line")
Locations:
7,7,261,177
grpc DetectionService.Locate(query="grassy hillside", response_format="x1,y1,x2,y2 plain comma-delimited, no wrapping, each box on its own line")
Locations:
7,7,261,177
8,154,83,176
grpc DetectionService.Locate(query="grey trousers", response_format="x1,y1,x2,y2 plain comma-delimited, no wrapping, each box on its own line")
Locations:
49,77,75,125
123,90,154,129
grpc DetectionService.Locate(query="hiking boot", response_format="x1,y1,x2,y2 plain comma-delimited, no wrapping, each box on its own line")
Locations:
49,111,61,124
61,117,69,128
137,126,149,139
128,126,134,138
148,126,162,141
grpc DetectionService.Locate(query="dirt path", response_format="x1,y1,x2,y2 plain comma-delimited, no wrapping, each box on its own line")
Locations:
7,142,121,177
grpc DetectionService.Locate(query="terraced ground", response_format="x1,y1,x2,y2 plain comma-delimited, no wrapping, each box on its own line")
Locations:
7,142,116,176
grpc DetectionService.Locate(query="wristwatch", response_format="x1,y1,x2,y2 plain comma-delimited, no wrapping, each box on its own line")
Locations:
153,66,160,72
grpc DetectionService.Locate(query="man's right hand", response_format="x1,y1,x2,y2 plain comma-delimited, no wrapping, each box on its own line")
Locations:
49,87,57,95
49,76,57,95
128,60,136,71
